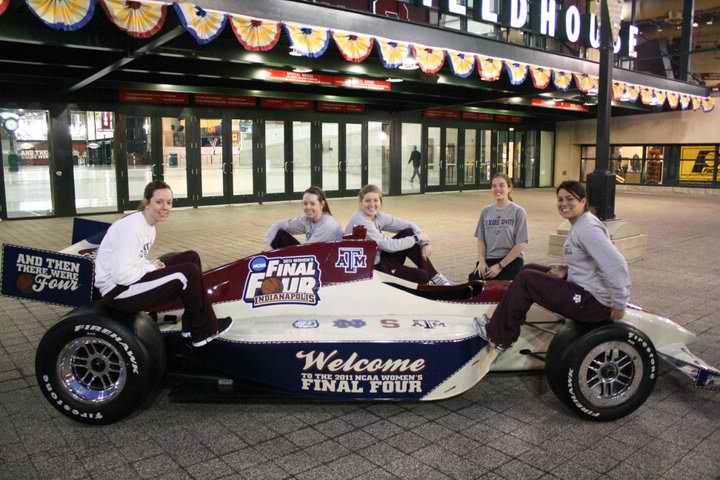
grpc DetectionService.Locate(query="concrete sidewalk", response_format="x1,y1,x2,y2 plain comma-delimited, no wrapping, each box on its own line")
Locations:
1,190,719,480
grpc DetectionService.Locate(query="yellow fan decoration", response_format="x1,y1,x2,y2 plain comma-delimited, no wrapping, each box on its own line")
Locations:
230,15,281,52
413,45,445,75
477,56,503,82
100,0,167,39
332,31,374,63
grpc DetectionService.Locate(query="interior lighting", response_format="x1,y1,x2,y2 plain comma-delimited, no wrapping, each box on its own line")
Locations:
289,46,304,57
692,22,699,27
508,97,523,103
292,67,313,73
386,78,404,83
540,92,554,97
707,18,714,25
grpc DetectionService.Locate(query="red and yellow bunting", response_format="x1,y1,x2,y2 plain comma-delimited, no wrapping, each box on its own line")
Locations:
99,0,167,39
655,90,667,106
666,92,679,109
552,70,573,90
26,0,96,31
701,97,715,113
174,3,226,45
612,82,625,101
574,74,598,94
504,61,528,85
413,45,445,75
229,15,281,52
477,56,503,82
446,50,474,78
624,84,640,102
0,0,10,16
529,66,551,89
285,23,330,58
691,96,701,111
332,31,374,63
377,38,410,69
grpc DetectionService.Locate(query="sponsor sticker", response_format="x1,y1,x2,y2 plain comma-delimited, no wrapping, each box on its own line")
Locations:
335,247,367,274
334,319,366,328
412,319,446,329
243,255,321,308
293,319,320,329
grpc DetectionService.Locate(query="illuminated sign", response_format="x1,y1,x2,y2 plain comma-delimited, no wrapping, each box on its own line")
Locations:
264,70,391,91
530,99,589,112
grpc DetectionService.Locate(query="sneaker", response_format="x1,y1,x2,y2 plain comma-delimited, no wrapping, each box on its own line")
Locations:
430,273,451,286
192,317,234,348
181,331,191,339
474,314,510,352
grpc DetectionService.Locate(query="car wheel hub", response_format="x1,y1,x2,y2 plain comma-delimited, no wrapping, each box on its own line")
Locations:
57,336,127,405
578,341,643,408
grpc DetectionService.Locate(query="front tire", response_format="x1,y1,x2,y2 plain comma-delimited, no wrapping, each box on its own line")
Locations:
35,307,156,424
545,322,658,421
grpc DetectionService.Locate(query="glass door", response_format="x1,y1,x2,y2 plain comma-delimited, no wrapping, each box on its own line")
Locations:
445,127,458,188
344,123,363,194
231,118,255,198
161,116,190,203
479,130,492,185
264,120,288,198
125,115,154,205
368,121,390,194
462,128,477,189
293,121,312,196
425,126,460,192
197,117,224,201
320,122,340,194
426,127,441,188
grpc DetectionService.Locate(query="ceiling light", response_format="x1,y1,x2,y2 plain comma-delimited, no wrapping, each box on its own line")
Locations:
707,18,714,25
657,26,663,32
540,92,554,97
386,78,404,83
292,67,312,73
508,128,514,131
508,97,523,103
289,46,303,57
692,22,699,27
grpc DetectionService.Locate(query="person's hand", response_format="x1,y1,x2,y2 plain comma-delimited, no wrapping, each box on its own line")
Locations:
421,244,432,260
152,259,166,270
548,264,567,279
477,261,488,278
610,308,625,321
484,263,502,279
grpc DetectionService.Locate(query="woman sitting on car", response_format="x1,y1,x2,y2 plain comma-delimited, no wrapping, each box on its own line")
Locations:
94,181,232,348
478,180,631,352
265,186,344,249
345,184,450,286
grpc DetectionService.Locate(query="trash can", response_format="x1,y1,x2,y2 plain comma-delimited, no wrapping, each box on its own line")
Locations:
168,153,178,167
8,152,19,172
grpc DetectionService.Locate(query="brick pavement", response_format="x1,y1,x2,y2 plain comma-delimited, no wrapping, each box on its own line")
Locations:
1,189,719,480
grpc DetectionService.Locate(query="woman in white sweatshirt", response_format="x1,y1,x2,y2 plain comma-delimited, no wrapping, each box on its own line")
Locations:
344,184,450,286
94,181,232,347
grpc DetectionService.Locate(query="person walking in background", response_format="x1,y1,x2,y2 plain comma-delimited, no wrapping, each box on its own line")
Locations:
345,184,450,286
475,173,528,280
478,180,630,352
408,146,421,183
266,186,343,249
95,181,232,348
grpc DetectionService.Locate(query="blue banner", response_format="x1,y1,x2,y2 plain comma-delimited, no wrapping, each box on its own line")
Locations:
2,244,94,307
71,217,110,245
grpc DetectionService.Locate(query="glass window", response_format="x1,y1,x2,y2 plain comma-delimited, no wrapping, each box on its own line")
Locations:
468,19,497,38
345,124,362,191
464,129,476,186
580,145,595,182
126,116,152,202
479,130,491,182
321,123,339,192
402,123,422,194
368,122,390,193
199,118,223,197
439,14,462,30
679,145,715,184
539,131,554,187
293,121,312,193
71,111,117,213
427,127,441,187
162,117,188,199
446,128,458,186
265,121,285,194
232,119,253,196
612,145,644,184
644,146,664,185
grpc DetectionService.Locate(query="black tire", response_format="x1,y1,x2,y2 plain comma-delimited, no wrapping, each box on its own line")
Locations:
35,306,155,424
545,321,658,421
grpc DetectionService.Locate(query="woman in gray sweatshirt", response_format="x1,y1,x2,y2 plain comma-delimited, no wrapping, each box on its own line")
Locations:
344,184,450,286
266,186,344,249
481,180,631,350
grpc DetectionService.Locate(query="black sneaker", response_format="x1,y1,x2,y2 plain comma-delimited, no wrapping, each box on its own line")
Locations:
192,317,233,348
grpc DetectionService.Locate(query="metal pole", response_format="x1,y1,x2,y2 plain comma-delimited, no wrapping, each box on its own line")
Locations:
587,0,616,220
679,0,695,81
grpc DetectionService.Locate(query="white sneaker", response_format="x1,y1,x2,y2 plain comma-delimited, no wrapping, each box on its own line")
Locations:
430,273,451,286
192,317,233,348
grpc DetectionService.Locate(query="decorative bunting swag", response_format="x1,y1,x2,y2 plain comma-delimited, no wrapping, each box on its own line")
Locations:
624,84,640,102
639,88,653,105
680,95,691,110
612,82,625,102
655,90,667,106
477,56,503,82
446,51,474,78
285,23,330,58
332,31,374,63
552,70,573,90
100,0,167,39
230,15,281,52
529,66,551,89
701,97,714,112
504,62,528,85
666,92,679,109
26,0,96,31
377,39,410,69
174,3,226,45
414,45,445,75
574,74,598,94
691,96,701,111
0,0,10,16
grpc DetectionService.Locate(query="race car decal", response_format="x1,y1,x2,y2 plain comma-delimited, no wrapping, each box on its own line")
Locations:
243,255,322,308
335,247,367,274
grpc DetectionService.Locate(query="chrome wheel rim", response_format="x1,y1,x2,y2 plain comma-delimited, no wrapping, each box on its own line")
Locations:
578,341,643,408
57,336,127,405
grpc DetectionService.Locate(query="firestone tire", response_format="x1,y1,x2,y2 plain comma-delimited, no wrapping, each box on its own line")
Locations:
545,322,657,422
35,307,155,425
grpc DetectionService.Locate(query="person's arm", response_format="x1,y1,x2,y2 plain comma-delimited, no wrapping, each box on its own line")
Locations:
110,228,157,286
579,224,631,318
309,216,344,243
363,217,417,253
265,216,306,246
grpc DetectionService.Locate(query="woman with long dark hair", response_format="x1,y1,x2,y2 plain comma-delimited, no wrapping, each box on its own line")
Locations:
475,173,528,280
478,180,630,351
265,186,343,249
94,181,232,347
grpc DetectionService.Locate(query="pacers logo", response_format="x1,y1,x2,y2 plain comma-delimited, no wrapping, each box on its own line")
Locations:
243,255,322,308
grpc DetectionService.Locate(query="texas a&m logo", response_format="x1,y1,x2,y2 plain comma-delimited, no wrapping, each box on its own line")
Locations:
243,255,321,308
335,248,367,274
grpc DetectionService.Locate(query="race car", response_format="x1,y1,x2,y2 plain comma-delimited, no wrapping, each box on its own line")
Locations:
2,218,718,425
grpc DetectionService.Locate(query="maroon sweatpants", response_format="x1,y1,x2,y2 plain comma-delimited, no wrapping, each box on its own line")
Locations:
376,228,439,284
101,250,219,341
487,263,611,347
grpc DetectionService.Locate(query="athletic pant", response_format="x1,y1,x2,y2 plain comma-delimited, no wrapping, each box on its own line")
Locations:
100,250,219,341
270,230,301,249
485,257,524,281
376,228,439,284
487,263,611,347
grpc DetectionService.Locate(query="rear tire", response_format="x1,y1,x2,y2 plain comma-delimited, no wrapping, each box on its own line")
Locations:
35,307,156,424
545,322,657,421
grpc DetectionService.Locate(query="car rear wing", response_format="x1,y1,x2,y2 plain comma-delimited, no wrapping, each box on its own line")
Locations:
1,218,110,307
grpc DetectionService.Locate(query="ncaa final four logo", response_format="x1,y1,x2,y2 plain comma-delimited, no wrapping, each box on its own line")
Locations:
243,255,321,308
